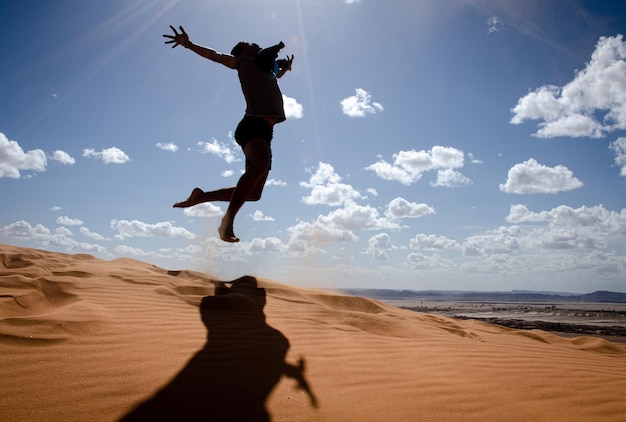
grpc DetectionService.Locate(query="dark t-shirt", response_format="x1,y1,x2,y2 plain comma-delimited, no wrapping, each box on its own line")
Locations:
237,56,286,123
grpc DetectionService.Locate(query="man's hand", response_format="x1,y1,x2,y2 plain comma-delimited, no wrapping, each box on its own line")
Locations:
163,25,190,49
277,55,294,71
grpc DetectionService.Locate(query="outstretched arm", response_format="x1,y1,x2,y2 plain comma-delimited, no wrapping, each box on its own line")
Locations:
163,25,237,69
284,358,318,408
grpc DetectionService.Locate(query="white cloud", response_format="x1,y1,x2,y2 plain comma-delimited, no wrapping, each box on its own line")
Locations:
462,226,522,256
487,16,503,34
406,253,454,270
156,142,179,152
197,139,240,163
182,203,223,218
251,210,275,222
505,204,626,249
410,234,461,251
83,147,130,164
56,216,83,226
431,169,472,188
266,178,288,187
301,162,362,206
110,219,195,239
246,237,284,253
80,226,107,241
0,220,51,239
366,233,393,260
610,137,626,176
0,220,107,254
320,200,400,231
285,200,401,253
50,150,75,165
365,160,414,185
467,152,483,164
287,219,358,249
0,132,47,178
499,158,583,194
283,95,303,119
385,197,435,219
340,88,383,117
510,34,626,138
302,183,362,206
56,226,73,236
114,245,151,257
366,146,468,186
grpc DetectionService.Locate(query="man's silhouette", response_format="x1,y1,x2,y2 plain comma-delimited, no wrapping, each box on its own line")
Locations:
164,26,294,242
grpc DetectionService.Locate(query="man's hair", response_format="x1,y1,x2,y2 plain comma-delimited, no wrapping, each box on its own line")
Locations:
231,42,248,56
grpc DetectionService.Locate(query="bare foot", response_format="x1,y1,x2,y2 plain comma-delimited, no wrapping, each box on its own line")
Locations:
218,219,240,243
173,188,204,208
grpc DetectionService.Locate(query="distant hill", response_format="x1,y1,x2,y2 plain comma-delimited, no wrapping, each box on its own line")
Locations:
339,289,626,303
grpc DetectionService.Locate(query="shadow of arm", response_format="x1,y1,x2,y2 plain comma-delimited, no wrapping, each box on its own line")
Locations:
284,358,319,408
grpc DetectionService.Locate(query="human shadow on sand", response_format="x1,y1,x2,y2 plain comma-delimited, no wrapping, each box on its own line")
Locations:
121,276,317,421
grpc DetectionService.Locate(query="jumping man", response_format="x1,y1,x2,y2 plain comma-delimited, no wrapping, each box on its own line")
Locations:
163,26,293,243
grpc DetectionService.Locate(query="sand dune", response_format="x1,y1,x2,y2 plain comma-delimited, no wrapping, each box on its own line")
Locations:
1,244,625,421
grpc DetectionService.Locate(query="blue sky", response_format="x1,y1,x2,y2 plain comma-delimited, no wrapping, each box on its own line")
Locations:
2,0,626,293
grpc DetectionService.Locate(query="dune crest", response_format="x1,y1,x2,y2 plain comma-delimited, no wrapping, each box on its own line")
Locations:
1,244,625,421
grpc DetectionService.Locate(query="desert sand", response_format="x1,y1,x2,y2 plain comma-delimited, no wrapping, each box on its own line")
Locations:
1,243,625,421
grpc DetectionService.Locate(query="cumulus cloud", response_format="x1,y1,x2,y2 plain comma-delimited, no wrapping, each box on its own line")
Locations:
0,132,47,178
300,162,362,206
283,95,303,119
610,137,626,176
499,158,583,194
56,216,83,226
285,200,402,253
320,200,400,232
462,226,522,256
110,219,195,239
366,233,393,260
156,142,179,152
83,147,130,164
197,139,240,163
247,237,284,253
406,253,453,270
0,220,107,254
251,210,274,222
431,169,472,188
410,234,461,251
385,197,435,219
366,146,470,186
266,178,288,187
0,220,51,240
50,150,75,165
182,203,223,218
80,226,107,241
506,204,626,249
510,34,626,138
340,88,383,117
287,219,358,250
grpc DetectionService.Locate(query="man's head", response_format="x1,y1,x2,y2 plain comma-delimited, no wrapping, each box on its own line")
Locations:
231,42,261,57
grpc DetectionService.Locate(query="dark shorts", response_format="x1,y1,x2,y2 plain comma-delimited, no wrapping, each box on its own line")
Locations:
234,116,274,170
234,116,274,147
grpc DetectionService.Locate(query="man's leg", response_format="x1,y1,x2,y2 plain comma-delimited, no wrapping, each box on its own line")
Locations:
218,138,271,242
173,187,235,208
